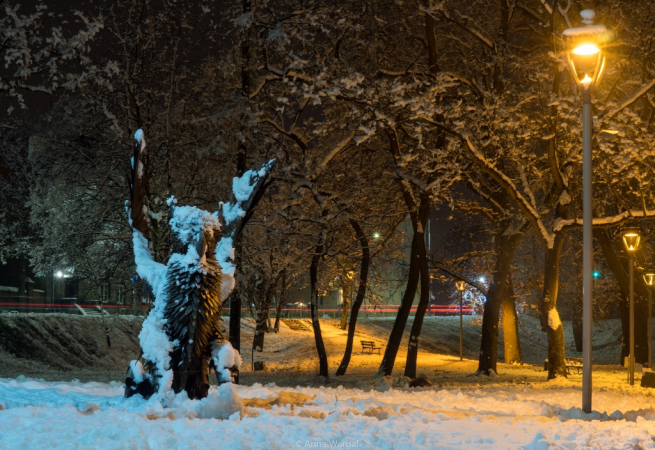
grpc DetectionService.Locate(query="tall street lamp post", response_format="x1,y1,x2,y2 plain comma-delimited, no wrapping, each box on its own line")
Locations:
622,225,641,385
455,280,466,361
563,9,611,414
644,269,655,369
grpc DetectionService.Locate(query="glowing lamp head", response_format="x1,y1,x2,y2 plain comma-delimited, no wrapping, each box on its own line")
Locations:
644,269,655,287
622,225,641,253
572,44,600,56
455,280,467,292
562,10,612,92
56,271,63,278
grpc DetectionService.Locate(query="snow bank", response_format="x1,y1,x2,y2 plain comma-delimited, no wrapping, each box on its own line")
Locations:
212,341,242,384
2,377,655,449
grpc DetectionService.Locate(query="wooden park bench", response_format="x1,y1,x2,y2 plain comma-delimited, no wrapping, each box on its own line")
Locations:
565,357,583,375
543,357,584,375
360,340,382,355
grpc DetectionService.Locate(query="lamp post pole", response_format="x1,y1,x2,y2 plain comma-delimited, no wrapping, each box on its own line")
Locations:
455,280,466,361
648,286,652,370
51,270,55,311
581,90,594,410
643,271,655,369
629,254,635,385
621,226,641,384
564,8,612,414
459,289,463,361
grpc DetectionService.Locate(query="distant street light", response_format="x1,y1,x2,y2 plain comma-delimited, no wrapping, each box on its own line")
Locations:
622,224,641,385
455,280,467,361
52,270,64,313
563,9,612,413
643,269,655,369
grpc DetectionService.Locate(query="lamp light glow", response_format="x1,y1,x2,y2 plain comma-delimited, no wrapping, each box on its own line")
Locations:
622,227,641,253
563,11,612,92
644,269,655,287
455,280,466,292
572,44,600,56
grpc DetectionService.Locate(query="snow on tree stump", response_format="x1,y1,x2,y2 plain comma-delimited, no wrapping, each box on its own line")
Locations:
641,370,655,388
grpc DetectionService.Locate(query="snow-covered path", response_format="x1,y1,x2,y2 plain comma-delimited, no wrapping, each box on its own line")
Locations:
2,377,655,449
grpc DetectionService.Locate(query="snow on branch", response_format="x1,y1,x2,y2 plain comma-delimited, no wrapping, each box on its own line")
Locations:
460,133,553,247
603,79,655,120
538,0,553,15
427,6,495,51
395,168,428,192
415,116,555,248
439,72,486,100
553,209,655,232
216,159,276,298
126,129,166,298
315,131,355,174
432,264,488,296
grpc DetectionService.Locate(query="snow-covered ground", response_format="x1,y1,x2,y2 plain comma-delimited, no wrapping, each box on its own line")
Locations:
2,313,653,448
2,376,655,449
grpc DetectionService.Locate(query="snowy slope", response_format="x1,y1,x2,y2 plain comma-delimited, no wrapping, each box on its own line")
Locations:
0,313,624,384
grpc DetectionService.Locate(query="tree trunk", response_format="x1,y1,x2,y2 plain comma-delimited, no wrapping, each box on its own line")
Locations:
378,195,429,377
404,199,430,379
337,220,370,376
501,278,522,364
273,268,287,332
228,284,241,355
228,0,253,384
340,285,350,330
18,257,26,300
273,296,283,333
541,236,568,379
310,244,328,378
377,232,420,376
478,230,521,374
253,289,273,352
572,306,583,353
595,228,649,364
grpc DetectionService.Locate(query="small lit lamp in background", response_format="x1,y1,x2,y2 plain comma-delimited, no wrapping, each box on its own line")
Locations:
455,280,467,361
563,9,613,413
622,224,640,385
644,268,655,369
